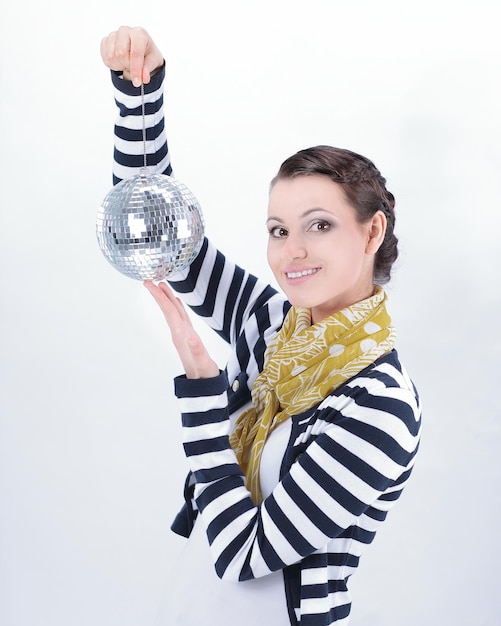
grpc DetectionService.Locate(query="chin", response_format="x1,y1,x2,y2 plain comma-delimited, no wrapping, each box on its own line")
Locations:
285,295,314,309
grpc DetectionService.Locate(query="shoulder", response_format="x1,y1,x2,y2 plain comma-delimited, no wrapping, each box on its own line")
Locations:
327,350,418,406
317,350,421,443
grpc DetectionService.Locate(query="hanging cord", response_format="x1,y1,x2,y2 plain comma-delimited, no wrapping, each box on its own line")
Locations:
140,82,148,172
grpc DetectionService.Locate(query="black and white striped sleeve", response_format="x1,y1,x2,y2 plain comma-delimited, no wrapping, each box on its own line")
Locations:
110,67,286,346
111,64,171,184
174,359,421,582
167,238,285,345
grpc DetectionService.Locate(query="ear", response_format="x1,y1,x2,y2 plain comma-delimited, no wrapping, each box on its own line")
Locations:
365,211,387,255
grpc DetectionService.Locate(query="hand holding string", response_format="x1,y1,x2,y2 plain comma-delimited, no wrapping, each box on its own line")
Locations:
100,25,164,87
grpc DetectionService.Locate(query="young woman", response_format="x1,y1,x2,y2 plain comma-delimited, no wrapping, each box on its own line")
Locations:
101,26,421,626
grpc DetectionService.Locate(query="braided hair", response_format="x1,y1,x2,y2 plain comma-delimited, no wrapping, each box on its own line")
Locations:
271,146,398,285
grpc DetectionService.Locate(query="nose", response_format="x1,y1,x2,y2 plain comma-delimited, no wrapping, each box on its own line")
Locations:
283,231,307,260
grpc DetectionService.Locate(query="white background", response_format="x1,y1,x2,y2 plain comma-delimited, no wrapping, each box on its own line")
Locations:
1,1,500,624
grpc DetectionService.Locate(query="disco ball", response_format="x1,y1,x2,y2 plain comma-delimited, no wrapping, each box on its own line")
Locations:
96,171,205,281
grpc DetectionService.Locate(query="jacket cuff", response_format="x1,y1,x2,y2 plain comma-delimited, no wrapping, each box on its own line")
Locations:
174,371,228,399
110,61,166,96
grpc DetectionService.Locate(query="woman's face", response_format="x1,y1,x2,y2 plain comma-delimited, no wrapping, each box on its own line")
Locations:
267,174,385,324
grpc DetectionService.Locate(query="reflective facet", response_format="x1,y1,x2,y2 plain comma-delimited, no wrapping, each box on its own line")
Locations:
96,172,205,281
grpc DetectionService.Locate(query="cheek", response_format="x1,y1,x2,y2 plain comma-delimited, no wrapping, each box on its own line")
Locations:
267,244,283,281
325,233,367,271
341,226,367,251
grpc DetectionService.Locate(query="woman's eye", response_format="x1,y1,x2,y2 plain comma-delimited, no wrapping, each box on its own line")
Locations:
309,220,332,233
269,226,288,238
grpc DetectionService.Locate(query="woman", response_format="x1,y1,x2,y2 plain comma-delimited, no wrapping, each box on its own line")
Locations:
101,26,421,626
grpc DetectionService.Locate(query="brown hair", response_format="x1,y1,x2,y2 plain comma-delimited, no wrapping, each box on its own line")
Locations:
271,145,398,285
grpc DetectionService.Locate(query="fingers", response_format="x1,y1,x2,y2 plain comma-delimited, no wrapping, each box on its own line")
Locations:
100,25,164,87
144,281,177,317
157,282,191,323
100,30,120,71
144,281,192,334
123,26,150,87
143,281,220,378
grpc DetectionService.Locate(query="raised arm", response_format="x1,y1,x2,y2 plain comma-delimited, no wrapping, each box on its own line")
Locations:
102,26,286,347
101,26,170,184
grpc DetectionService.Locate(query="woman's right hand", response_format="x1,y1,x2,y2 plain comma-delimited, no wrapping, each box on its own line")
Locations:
100,26,164,87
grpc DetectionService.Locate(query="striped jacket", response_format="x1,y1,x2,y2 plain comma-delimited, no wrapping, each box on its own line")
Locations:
110,66,422,625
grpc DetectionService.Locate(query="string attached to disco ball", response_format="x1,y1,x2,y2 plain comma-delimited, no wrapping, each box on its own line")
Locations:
96,84,205,281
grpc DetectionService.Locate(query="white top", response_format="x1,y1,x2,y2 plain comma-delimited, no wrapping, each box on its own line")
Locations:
159,419,292,625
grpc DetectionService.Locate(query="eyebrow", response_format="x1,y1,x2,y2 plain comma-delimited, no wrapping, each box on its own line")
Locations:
266,207,331,224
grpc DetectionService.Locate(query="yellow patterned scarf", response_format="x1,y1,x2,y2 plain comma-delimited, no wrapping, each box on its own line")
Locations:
229,288,396,504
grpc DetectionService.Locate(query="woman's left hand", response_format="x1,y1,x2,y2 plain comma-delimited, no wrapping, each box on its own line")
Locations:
144,281,220,379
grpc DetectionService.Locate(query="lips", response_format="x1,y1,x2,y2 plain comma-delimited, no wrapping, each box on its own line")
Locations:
285,268,320,279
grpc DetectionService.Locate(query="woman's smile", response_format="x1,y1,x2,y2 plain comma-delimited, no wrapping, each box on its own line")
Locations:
284,267,321,281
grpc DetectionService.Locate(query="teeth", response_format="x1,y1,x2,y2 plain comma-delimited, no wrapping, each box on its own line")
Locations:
287,268,318,279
